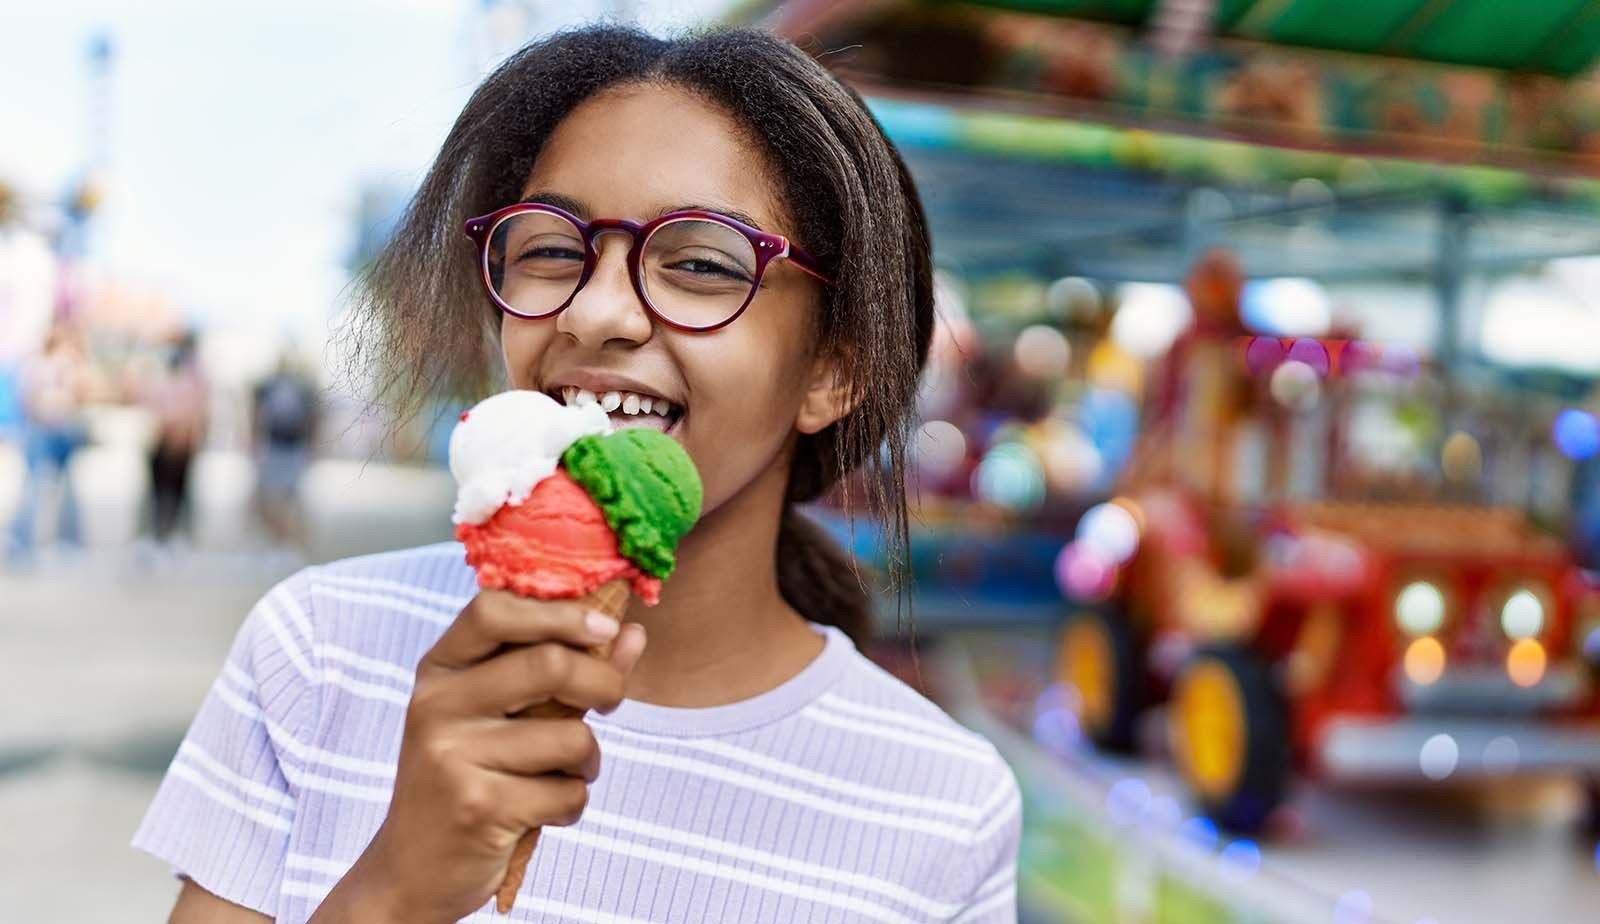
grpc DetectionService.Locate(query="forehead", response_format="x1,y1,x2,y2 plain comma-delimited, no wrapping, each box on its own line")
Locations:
521,82,788,231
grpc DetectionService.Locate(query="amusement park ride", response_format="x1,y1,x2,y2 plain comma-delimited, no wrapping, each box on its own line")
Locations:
1054,252,1600,832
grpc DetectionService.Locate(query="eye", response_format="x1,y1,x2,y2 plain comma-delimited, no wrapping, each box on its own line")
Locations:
516,244,584,263
667,255,752,281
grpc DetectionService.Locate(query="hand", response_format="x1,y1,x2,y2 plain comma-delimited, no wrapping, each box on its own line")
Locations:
311,590,647,924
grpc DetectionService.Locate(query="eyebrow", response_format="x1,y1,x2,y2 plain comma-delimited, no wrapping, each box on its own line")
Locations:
518,191,767,232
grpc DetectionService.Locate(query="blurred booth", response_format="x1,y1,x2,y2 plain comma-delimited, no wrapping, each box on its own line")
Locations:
759,3,1600,922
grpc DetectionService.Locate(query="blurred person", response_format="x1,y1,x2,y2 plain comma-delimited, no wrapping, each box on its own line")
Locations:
135,25,1020,924
0,363,23,542
252,356,317,543
8,323,98,555
140,332,208,541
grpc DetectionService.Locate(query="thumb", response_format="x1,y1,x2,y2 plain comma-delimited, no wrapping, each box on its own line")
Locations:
609,622,648,678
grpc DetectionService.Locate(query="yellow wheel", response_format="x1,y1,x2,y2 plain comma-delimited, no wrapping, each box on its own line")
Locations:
1054,609,1141,751
1171,661,1245,801
1168,647,1288,832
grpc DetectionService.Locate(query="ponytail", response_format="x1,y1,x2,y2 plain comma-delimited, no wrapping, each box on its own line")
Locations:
776,503,874,646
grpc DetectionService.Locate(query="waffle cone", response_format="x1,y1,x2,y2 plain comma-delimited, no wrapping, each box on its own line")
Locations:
494,578,632,913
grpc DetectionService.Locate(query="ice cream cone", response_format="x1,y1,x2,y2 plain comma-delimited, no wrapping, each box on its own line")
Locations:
494,578,632,914
451,397,700,915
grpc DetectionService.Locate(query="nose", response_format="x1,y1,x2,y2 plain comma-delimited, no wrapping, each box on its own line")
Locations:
555,229,653,347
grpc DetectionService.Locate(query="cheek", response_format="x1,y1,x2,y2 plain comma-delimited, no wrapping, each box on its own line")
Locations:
499,318,558,388
679,305,816,509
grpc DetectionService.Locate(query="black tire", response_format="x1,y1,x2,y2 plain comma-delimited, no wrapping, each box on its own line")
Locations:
1168,645,1289,834
1054,607,1144,752
1583,779,1600,836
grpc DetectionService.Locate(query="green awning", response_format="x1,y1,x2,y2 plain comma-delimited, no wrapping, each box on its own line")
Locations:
959,0,1600,76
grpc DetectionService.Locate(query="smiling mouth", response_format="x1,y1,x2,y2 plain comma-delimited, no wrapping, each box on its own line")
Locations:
549,386,684,435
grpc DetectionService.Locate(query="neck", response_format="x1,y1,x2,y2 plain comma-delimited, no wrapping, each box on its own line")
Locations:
620,452,824,707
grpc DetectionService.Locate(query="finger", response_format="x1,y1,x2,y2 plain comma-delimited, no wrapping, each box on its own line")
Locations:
594,624,645,716
421,591,620,671
492,772,591,830
611,623,648,678
437,641,626,717
468,718,600,781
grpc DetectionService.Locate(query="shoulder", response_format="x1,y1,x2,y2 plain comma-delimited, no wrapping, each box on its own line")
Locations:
822,638,1022,821
261,542,476,674
813,639,1022,899
298,541,476,623
308,540,476,587
828,641,1007,764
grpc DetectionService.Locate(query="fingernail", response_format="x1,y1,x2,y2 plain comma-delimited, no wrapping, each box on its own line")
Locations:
586,612,620,640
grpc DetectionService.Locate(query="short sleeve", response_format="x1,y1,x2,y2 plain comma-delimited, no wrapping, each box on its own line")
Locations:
951,759,1022,923
131,570,321,917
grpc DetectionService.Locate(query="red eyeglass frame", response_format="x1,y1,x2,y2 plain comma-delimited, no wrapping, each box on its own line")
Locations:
463,202,833,333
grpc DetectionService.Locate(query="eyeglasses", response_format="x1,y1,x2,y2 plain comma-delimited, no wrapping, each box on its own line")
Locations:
463,202,832,333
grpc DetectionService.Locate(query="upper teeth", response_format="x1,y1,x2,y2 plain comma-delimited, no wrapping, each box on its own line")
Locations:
560,386,674,418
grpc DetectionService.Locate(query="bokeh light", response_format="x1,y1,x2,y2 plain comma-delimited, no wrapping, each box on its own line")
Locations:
1034,681,1070,713
1584,624,1600,662
1419,733,1459,781
1219,839,1262,880
1038,424,1104,496
1440,431,1483,485
1146,795,1183,829
1241,277,1332,336
1500,589,1544,640
1032,706,1082,756
1403,637,1446,686
1506,639,1547,688
1076,501,1141,565
1341,339,1379,374
1111,283,1192,358
1048,276,1103,322
1396,581,1446,636
1054,541,1118,601
1482,736,1520,776
1286,337,1332,375
1269,360,1322,412
1244,335,1286,376
1179,816,1219,851
1013,324,1072,380
912,419,968,480
972,443,1046,512
1553,408,1600,461
1106,778,1152,826
1332,890,1374,924
1379,343,1421,378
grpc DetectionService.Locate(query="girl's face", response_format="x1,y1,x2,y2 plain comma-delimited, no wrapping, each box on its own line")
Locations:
500,82,838,519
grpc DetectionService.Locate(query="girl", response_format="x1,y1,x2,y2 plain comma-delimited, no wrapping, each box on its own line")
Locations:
136,25,1020,924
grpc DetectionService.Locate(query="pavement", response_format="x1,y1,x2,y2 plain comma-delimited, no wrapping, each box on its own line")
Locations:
0,545,302,921
0,459,456,920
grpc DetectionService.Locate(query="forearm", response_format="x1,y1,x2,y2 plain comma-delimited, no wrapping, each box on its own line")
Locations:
305,844,418,924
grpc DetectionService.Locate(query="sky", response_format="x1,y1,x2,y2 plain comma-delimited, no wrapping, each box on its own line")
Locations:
0,0,733,337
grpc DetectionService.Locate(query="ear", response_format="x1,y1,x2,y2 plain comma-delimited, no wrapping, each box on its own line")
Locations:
795,349,858,436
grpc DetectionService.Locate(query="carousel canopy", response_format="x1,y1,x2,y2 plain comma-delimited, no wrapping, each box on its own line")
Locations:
959,0,1600,76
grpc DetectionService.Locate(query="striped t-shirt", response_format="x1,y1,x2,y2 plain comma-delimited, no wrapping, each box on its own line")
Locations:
132,542,1021,923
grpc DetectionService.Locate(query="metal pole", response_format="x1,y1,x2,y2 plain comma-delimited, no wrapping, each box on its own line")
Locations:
1434,192,1468,374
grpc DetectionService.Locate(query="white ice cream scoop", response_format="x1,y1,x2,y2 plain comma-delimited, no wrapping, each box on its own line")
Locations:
448,389,610,525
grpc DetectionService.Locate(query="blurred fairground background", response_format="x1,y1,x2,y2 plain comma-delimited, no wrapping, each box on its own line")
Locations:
5,1,1600,922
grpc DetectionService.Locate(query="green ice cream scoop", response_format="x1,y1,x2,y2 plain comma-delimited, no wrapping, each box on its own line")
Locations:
561,429,703,579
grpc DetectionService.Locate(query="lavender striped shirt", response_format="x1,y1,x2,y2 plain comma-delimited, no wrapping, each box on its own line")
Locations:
133,542,1021,923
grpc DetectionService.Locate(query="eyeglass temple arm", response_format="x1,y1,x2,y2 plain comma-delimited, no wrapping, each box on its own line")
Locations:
785,242,834,286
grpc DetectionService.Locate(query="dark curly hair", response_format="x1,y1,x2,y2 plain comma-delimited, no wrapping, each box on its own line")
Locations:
344,25,934,643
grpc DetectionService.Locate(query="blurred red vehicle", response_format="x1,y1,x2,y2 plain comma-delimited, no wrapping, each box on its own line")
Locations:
1054,253,1600,831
